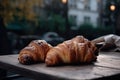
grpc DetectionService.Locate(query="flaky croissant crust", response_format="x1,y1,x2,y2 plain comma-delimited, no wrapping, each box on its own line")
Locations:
18,40,52,64
45,36,98,66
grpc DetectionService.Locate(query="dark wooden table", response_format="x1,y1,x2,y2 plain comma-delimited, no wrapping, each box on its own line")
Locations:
0,52,120,80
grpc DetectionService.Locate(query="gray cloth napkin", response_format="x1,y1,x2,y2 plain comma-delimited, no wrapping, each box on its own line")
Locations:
104,34,120,52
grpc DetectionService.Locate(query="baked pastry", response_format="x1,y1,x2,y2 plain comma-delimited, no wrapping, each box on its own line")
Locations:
45,36,98,66
71,35,88,43
18,40,52,64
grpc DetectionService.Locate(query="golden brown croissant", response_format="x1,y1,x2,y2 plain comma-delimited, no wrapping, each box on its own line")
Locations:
45,36,98,66
18,40,52,64
71,35,88,43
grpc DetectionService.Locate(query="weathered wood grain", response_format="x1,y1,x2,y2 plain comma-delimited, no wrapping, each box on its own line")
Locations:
94,52,120,69
0,52,120,80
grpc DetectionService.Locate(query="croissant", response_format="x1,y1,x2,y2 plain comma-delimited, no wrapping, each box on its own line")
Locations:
71,35,88,43
18,40,52,64
45,36,98,66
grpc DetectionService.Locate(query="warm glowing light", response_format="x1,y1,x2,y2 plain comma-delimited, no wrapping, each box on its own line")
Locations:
110,4,116,11
62,0,67,4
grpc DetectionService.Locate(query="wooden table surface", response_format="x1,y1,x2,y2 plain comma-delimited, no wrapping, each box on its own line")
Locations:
0,52,120,80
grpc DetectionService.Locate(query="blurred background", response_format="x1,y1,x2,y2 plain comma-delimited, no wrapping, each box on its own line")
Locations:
0,0,120,54
0,0,120,80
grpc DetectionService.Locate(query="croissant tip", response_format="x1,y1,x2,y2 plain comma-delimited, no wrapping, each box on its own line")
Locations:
45,57,55,66
45,59,51,66
19,54,34,65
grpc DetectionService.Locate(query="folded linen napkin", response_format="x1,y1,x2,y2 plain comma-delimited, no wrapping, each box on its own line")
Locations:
92,34,120,52
104,34,120,52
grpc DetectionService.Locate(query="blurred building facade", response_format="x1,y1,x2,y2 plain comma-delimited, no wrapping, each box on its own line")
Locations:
97,0,107,27
68,0,99,28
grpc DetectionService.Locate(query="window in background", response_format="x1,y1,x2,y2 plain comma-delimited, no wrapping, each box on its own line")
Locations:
84,16,90,23
84,0,90,10
70,15,77,26
69,0,77,8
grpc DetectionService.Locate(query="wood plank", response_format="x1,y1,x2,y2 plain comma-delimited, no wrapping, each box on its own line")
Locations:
95,52,120,69
0,52,120,80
